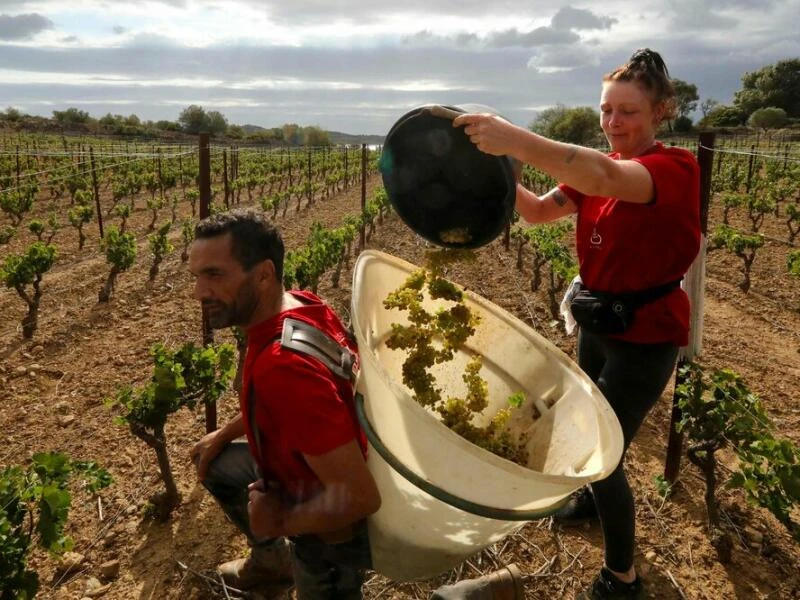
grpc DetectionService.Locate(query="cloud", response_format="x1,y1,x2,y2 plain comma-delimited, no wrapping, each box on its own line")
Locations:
551,6,617,30
0,13,54,40
527,46,601,73
402,26,578,49
487,27,579,48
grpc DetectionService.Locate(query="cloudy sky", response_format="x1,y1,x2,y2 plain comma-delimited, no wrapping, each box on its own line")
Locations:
0,0,797,135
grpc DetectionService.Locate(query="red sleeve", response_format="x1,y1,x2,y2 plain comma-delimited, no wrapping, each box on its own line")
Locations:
633,148,699,208
557,183,584,206
253,351,357,456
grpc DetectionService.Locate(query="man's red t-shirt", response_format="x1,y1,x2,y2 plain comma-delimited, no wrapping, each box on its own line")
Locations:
240,290,366,503
558,143,701,345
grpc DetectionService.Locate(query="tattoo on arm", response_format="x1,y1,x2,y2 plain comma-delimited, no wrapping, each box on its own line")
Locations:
564,146,578,164
551,189,568,207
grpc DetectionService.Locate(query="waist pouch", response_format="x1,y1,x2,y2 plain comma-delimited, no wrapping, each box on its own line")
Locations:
569,279,682,335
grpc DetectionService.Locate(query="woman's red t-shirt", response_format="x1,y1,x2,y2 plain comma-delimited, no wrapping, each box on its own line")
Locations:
558,143,701,345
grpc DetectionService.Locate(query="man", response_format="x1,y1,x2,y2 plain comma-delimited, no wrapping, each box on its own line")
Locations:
188,209,381,599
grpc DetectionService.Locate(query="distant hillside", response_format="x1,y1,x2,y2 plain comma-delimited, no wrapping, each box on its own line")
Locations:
327,130,385,146
241,124,383,146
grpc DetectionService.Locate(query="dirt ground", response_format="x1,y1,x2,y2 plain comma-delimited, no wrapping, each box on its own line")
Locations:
1,168,799,600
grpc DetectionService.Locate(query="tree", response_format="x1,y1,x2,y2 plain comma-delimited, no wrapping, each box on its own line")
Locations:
699,105,746,128
227,124,245,139
530,105,601,145
748,107,788,129
52,107,90,126
2,106,23,121
283,123,301,145
107,342,235,519
1,242,56,338
733,59,800,119
672,79,699,119
206,110,228,136
700,98,720,118
178,104,208,134
303,125,331,147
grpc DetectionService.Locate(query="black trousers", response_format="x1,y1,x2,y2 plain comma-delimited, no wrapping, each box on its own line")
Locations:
577,330,679,573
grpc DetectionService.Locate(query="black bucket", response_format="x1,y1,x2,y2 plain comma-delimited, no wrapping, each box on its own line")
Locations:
379,104,518,249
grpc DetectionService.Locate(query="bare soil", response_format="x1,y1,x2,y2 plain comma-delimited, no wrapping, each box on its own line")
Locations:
1,173,799,600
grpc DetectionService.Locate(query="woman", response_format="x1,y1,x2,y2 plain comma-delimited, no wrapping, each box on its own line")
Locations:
454,49,700,599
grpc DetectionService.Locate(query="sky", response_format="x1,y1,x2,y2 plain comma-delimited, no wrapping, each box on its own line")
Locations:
0,0,798,136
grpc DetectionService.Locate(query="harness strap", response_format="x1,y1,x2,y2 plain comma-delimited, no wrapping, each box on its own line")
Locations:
280,317,357,383
247,317,358,476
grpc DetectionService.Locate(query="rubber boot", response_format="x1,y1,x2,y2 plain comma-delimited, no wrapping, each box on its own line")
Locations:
217,538,293,592
430,563,525,600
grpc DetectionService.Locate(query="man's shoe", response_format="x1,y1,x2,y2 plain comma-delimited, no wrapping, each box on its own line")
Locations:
576,567,643,600
217,539,293,591
553,486,598,525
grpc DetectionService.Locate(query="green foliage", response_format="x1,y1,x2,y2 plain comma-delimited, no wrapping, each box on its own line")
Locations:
52,107,91,126
177,105,228,135
709,225,764,292
1,224,16,245
653,474,673,499
748,107,788,129
676,363,800,539
101,226,137,271
733,58,800,118
1,453,111,600
788,250,800,277
672,79,700,119
148,222,174,281
68,204,93,249
700,105,747,128
108,342,236,431
1,242,56,290
1,189,35,226
28,220,45,240
530,104,602,145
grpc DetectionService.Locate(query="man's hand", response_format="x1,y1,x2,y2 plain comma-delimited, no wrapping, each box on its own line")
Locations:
190,429,225,481
247,479,284,539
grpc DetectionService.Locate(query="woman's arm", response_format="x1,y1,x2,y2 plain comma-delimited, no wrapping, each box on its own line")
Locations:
517,185,577,224
453,114,654,204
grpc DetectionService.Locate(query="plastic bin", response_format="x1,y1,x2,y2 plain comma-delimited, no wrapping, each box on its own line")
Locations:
351,250,623,581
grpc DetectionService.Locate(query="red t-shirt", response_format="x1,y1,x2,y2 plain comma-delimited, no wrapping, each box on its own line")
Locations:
558,143,701,345
240,290,366,503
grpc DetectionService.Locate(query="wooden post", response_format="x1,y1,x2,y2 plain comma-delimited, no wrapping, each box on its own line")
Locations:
198,133,217,432
360,144,367,249
222,149,230,209
157,148,164,203
90,148,104,239
664,131,714,484
307,148,312,206
746,145,756,193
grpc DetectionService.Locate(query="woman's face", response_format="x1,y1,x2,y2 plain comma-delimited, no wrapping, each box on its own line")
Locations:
600,80,662,159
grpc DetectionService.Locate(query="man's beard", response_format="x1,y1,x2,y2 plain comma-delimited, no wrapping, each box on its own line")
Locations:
203,278,260,329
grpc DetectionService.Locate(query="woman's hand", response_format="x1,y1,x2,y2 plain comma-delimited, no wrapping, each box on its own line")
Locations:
247,479,284,539
452,113,522,157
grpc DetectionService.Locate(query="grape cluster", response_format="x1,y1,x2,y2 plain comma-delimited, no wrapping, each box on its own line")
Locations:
384,250,528,464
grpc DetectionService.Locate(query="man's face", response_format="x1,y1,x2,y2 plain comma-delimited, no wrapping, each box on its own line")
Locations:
188,232,261,329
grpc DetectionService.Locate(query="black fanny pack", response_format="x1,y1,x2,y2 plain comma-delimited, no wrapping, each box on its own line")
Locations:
569,279,682,335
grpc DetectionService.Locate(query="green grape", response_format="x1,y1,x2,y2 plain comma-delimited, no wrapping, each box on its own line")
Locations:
383,250,528,465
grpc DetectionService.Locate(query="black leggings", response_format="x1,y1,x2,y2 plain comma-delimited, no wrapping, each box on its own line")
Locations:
578,330,679,573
